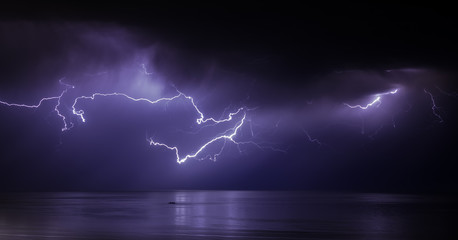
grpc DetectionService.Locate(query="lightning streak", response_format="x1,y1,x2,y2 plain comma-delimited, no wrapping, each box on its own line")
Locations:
344,89,398,110
424,89,444,123
0,96,61,109
435,85,458,98
301,128,322,146
71,92,183,123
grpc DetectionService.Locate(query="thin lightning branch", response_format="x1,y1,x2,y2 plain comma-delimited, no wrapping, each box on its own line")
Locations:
72,92,183,123
301,128,322,146
424,89,444,123
58,79,75,89
178,90,244,125
248,119,254,137
233,140,288,154
203,139,228,162
0,96,61,109
55,86,74,131
435,85,458,97
175,105,247,135
344,89,398,110
140,64,153,75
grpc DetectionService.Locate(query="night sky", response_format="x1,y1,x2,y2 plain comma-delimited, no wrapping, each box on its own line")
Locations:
0,3,457,193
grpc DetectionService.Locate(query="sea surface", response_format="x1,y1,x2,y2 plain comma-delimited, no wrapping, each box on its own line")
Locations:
0,191,456,239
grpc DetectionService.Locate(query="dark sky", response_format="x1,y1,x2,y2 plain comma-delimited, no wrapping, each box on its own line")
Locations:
0,3,457,192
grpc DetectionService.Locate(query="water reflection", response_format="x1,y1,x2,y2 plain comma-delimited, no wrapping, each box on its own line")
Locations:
0,191,456,239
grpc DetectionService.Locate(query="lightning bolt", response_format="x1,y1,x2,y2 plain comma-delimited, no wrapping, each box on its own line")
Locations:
71,90,245,125
344,89,398,110
147,111,246,164
71,88,248,163
1,78,252,164
424,89,444,123
0,80,74,131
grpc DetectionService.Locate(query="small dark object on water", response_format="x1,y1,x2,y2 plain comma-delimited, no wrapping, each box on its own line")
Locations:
168,201,176,204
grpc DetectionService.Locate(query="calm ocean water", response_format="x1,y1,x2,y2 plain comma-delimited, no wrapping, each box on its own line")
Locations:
0,191,456,239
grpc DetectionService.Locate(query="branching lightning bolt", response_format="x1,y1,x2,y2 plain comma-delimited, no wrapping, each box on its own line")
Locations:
71,89,248,163
344,89,398,109
1,78,252,164
71,90,245,126
147,111,246,164
0,80,74,131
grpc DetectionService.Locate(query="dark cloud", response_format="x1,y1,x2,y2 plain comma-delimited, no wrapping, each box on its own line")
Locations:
0,4,457,192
